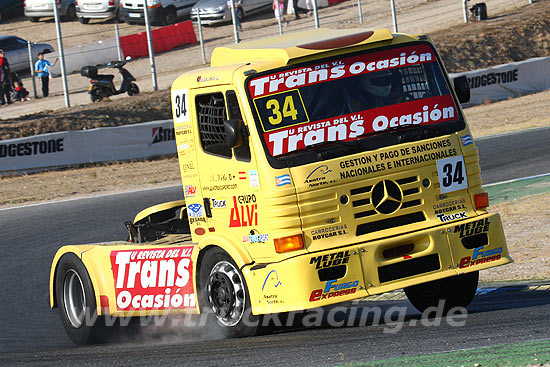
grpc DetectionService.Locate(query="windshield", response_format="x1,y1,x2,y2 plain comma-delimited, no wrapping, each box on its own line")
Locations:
247,42,463,166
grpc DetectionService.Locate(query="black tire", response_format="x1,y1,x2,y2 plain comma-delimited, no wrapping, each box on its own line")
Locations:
115,9,124,23
404,271,479,314
31,17,40,22
64,4,77,21
198,248,262,338
79,17,90,24
164,7,176,25
90,88,102,102
127,83,139,96
55,253,109,344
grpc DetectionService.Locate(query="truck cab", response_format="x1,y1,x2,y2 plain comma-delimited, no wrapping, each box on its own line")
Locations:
50,28,511,344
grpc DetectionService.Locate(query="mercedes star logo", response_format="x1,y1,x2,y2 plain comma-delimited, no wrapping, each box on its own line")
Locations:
371,180,403,214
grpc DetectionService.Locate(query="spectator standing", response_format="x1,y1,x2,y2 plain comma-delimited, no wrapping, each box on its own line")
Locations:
0,49,12,105
305,0,314,17
227,0,243,31
34,52,58,98
273,0,288,26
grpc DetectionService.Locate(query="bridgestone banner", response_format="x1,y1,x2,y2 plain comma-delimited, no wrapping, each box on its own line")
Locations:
450,56,550,107
0,120,176,175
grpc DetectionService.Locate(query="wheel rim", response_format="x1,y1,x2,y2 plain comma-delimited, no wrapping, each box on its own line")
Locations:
207,261,245,327
63,269,86,328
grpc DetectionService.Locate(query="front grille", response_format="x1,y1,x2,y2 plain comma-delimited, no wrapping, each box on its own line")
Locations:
378,254,440,283
351,175,426,235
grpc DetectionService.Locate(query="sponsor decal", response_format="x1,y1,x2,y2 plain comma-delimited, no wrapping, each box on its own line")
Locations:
249,170,260,188
152,127,175,144
187,204,204,218
310,224,348,241
459,246,503,268
454,218,490,238
202,183,238,192
309,249,351,269
467,69,518,89
263,96,456,156
249,45,435,99
433,198,466,216
211,198,227,208
177,143,190,151
209,173,236,182
305,165,336,187
229,195,258,227
196,75,221,83
184,185,196,198
460,134,473,147
238,171,247,180
436,211,467,223
0,138,64,158
275,174,291,186
339,138,457,179
180,161,195,173
309,279,359,302
110,247,195,311
262,270,282,291
243,229,269,243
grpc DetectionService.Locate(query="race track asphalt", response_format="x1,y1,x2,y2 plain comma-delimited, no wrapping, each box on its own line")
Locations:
0,127,548,365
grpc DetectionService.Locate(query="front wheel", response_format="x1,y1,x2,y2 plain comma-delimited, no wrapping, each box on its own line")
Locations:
404,271,479,314
30,17,40,23
55,253,109,344
127,83,139,96
199,248,261,337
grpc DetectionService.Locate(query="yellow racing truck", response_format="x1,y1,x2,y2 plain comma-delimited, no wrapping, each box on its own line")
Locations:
50,28,511,344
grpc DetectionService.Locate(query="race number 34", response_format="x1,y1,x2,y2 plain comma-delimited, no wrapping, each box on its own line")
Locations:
172,88,189,124
436,155,468,194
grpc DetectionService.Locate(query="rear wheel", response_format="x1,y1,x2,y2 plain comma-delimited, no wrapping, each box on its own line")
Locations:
164,8,176,25
127,83,139,96
79,17,90,24
199,248,262,337
90,88,102,102
64,4,77,21
55,253,109,344
30,17,40,22
404,271,479,314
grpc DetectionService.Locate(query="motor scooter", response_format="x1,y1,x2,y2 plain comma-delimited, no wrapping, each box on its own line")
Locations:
80,61,139,102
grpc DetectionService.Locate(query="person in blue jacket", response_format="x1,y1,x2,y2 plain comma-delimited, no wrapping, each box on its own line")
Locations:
34,52,58,98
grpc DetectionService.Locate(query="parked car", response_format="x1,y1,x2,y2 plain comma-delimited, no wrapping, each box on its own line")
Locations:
76,0,123,23
24,0,77,22
190,0,271,25
120,0,197,25
0,35,54,72
0,0,24,23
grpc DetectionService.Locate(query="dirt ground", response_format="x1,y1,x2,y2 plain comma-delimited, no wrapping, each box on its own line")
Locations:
0,0,549,282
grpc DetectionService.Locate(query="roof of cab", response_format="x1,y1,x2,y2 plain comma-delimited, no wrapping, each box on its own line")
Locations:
210,28,395,67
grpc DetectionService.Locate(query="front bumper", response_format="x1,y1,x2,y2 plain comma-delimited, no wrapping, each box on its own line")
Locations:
120,7,163,23
245,212,511,315
76,6,117,19
190,9,230,25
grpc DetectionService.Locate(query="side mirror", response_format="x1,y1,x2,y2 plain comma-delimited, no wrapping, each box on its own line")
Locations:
224,119,244,149
453,75,470,104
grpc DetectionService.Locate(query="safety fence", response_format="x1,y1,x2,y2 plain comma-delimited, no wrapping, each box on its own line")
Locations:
7,0,536,106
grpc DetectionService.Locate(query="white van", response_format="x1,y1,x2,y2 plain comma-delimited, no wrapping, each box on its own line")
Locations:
76,0,122,23
24,0,77,22
120,0,197,25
